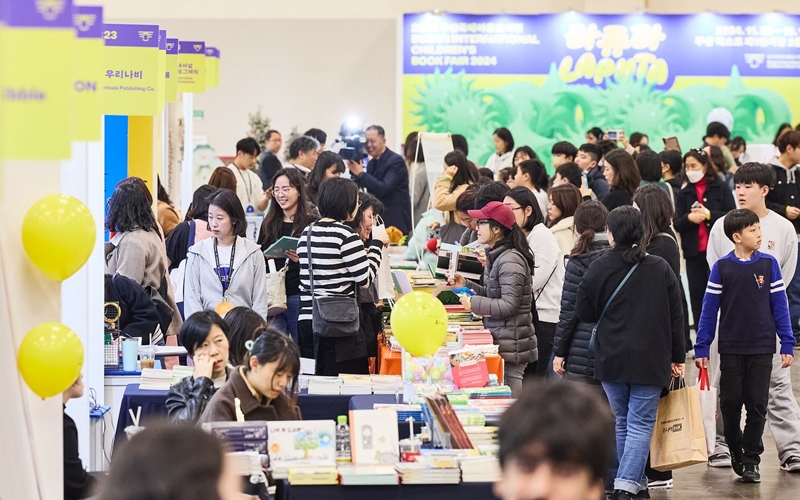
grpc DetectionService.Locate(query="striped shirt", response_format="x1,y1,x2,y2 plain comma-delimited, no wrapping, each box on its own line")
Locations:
297,220,382,322
695,250,795,358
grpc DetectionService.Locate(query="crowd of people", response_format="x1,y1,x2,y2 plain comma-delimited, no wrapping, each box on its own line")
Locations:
83,120,800,500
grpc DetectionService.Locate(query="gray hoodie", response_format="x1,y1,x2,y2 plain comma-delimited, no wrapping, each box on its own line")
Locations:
184,236,268,319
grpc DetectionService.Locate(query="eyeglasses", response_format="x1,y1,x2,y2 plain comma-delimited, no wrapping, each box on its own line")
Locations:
504,203,524,211
272,186,297,196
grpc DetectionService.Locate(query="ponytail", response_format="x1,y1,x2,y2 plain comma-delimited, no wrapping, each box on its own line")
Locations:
623,244,647,264
569,201,608,257
570,228,597,257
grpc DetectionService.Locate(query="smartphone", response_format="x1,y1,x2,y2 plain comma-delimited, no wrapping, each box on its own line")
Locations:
663,136,681,153
606,130,622,141
691,201,702,209
581,171,589,190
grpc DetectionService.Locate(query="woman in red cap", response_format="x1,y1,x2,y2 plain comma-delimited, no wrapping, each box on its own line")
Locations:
450,201,537,396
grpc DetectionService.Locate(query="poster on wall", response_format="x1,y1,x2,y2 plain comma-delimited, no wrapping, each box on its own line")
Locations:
402,13,800,170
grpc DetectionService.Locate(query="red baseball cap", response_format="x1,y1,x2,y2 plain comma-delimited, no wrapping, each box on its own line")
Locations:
467,201,516,230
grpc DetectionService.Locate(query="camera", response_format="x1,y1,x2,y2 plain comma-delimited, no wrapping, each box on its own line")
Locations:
331,120,368,161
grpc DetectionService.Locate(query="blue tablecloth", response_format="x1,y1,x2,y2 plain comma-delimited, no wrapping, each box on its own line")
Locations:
114,384,366,443
275,480,498,500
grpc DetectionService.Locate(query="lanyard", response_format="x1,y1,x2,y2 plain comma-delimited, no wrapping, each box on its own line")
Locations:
234,166,253,200
213,238,236,294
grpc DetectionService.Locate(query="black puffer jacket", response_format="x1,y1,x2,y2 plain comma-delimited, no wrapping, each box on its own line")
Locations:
166,366,234,423
552,239,610,382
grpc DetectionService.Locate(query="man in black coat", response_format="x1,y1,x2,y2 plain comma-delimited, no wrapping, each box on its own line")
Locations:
347,125,412,235
64,375,96,500
258,129,284,190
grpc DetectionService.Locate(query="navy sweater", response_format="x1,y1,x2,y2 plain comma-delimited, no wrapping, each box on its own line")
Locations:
695,250,796,358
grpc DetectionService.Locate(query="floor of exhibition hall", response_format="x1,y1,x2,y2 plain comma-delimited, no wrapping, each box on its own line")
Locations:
656,361,800,499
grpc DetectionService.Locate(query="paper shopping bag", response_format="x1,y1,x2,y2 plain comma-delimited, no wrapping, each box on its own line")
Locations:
649,378,709,472
697,367,718,456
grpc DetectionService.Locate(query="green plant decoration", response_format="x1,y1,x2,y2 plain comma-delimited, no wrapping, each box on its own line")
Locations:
248,107,271,146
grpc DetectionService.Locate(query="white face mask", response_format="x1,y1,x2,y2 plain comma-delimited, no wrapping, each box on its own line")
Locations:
686,170,704,184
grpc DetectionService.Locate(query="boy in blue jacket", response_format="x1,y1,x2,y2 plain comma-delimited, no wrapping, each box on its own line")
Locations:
695,209,795,483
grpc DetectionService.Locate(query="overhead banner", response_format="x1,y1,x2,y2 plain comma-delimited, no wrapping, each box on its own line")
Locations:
102,23,160,117
165,37,178,103
177,40,206,93
205,46,220,88
402,13,800,169
0,0,75,160
72,5,103,142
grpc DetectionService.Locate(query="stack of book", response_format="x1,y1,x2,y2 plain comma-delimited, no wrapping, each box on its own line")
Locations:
203,421,269,454
139,368,172,390
287,466,339,485
171,366,194,385
267,420,337,479
340,375,373,395
464,426,498,447
373,403,424,423
307,376,342,395
370,375,401,394
225,452,263,478
459,328,494,346
395,462,461,484
460,456,502,482
338,465,399,485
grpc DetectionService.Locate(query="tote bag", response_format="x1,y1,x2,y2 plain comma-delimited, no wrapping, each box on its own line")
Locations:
266,258,288,316
649,377,709,472
697,366,718,456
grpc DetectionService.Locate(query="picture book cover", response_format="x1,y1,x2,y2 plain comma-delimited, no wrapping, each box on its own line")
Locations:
348,409,400,465
449,348,490,389
266,420,336,464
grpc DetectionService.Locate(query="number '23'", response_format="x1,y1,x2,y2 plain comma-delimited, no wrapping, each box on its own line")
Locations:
103,30,117,40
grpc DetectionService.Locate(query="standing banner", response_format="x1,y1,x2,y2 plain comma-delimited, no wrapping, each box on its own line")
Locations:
205,46,220,88
102,23,160,116
402,13,800,170
72,6,103,142
165,37,178,103
177,40,206,94
0,0,75,160
412,132,452,231
157,29,166,109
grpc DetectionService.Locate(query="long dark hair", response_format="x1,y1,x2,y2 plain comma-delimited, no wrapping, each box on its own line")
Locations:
489,222,535,273
682,148,718,183
106,180,159,234
246,327,301,401
604,149,641,195
706,145,727,174
206,189,247,238
606,206,647,264
99,424,226,500
185,185,216,222
513,146,538,165
570,201,608,257
633,184,674,249
157,176,173,206
307,151,345,202
493,127,514,154
348,192,385,243
258,168,315,249
547,184,582,227
178,311,230,358
223,307,267,366
506,187,545,232
445,150,479,192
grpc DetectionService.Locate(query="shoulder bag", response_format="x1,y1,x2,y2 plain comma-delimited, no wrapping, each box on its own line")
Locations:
266,258,288,316
588,262,640,353
307,222,360,337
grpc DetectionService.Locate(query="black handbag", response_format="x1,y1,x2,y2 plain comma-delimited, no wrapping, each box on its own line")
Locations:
306,222,360,338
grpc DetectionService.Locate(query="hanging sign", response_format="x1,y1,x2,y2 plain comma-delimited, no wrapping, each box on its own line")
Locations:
165,37,178,103
177,40,206,94
157,29,166,109
0,0,75,160
72,5,103,141
205,46,220,88
102,23,160,116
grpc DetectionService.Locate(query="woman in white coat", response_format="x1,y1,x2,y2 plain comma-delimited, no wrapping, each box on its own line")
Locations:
184,189,268,319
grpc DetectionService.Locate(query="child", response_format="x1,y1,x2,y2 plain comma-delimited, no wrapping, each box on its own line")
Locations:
695,209,796,483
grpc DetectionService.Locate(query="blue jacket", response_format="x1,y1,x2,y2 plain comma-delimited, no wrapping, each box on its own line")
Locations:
695,250,796,358
356,147,412,235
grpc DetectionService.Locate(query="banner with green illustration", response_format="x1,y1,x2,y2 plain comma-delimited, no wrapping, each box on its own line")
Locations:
402,13,800,170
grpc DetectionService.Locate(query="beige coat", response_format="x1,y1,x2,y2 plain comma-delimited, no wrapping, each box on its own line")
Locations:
433,179,470,225
549,216,576,257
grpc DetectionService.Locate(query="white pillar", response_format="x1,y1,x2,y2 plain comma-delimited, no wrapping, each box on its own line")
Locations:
181,93,194,215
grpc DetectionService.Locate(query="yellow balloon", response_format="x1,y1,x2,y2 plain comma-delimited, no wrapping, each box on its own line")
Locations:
18,323,84,399
22,194,96,282
391,292,448,356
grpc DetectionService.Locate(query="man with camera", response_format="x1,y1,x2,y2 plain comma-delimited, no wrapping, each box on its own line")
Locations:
347,125,412,235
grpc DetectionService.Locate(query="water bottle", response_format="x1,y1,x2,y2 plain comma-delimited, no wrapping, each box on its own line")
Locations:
335,415,351,463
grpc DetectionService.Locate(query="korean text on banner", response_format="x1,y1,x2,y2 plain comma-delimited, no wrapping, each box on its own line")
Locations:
72,6,103,142
205,47,220,88
165,38,178,103
177,40,206,94
0,0,75,160
102,24,160,117
157,29,166,109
